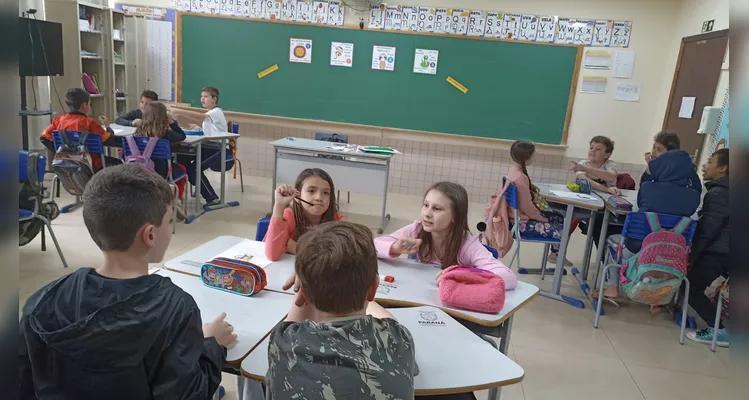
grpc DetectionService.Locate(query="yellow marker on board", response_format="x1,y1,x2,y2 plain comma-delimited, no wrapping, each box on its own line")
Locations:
258,64,279,79
446,76,468,94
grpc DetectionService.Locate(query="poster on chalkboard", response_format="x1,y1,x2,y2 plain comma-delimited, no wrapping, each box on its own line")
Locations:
330,42,353,67
372,46,396,71
418,7,436,32
289,38,312,63
413,49,439,75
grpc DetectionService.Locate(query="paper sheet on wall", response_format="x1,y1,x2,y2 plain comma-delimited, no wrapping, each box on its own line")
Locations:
613,51,635,78
372,45,396,71
581,76,608,94
613,83,641,102
679,97,696,119
330,42,353,67
289,38,312,63
583,50,611,69
413,49,438,74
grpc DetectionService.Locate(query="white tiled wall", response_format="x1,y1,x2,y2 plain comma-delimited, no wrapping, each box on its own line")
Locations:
237,123,644,203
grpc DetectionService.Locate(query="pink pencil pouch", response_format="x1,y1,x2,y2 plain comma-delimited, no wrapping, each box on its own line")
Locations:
439,266,506,314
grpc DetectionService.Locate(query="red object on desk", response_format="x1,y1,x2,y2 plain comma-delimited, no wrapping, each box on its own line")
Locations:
384,275,395,283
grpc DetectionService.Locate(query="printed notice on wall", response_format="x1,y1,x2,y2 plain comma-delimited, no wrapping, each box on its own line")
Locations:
413,49,438,74
372,45,396,71
583,50,612,69
289,38,312,63
613,51,636,78
581,76,608,94
613,83,641,102
330,42,353,67
679,96,696,119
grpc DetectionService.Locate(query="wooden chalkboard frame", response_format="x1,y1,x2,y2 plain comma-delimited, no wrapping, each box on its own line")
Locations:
176,11,582,145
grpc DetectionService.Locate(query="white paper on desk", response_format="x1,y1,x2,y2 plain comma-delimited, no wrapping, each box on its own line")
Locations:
550,190,598,201
613,50,635,78
679,96,696,119
613,83,641,102
214,239,273,268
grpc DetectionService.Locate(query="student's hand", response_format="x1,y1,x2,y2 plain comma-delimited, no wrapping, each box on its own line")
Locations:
203,312,237,348
607,187,621,195
283,273,301,293
98,116,110,127
286,239,297,254
644,152,654,163
274,184,299,209
391,238,422,255
570,161,586,172
435,269,444,285
132,118,142,127
189,123,201,130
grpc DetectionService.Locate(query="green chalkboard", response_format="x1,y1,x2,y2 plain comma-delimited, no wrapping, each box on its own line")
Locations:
179,13,581,144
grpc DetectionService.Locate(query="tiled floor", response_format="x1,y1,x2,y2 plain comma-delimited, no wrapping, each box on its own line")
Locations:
19,174,737,400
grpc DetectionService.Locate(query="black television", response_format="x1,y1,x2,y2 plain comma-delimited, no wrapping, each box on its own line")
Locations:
19,17,64,77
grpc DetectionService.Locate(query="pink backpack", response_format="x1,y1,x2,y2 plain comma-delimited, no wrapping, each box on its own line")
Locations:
619,213,692,305
124,136,158,172
81,73,99,94
439,266,505,313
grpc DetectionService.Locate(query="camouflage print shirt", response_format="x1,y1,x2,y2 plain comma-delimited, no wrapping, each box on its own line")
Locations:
266,315,416,400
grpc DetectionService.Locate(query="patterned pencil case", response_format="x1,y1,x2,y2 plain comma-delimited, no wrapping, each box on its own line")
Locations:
607,195,633,211
201,257,267,296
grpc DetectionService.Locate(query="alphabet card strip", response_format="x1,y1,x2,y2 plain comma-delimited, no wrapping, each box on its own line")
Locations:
401,6,419,31
592,20,613,47
610,21,632,47
418,7,436,33
467,10,486,36
517,15,539,41
536,15,556,42
484,12,501,38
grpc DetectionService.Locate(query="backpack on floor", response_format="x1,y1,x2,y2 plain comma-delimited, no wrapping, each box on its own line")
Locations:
51,131,94,196
124,135,158,172
619,213,691,305
19,151,60,246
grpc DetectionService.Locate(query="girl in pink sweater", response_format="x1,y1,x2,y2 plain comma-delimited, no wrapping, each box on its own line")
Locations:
264,168,344,261
374,181,517,290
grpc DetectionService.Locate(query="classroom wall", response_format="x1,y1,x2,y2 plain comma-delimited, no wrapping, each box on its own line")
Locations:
119,0,729,202
20,0,52,151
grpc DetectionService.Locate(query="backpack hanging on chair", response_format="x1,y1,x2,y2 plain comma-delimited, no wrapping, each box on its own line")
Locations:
124,135,158,172
619,213,691,306
51,131,94,196
20,151,60,246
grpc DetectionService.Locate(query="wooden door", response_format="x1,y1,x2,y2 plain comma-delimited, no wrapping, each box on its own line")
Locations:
662,30,728,162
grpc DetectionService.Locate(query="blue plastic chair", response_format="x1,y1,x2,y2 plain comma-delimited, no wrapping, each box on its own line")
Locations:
19,151,68,268
503,177,561,279
593,211,697,344
256,217,270,242
205,121,243,192
314,132,350,204
121,136,188,233
51,130,108,213
483,244,499,259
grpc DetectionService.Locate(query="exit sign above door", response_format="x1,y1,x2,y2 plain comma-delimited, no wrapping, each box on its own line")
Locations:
702,19,715,32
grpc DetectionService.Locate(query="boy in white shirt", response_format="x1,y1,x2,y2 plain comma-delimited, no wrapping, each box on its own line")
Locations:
172,87,231,205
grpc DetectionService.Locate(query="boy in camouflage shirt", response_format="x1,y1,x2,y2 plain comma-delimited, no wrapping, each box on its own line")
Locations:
266,221,416,400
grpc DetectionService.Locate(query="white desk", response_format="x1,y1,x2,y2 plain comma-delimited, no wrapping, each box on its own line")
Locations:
240,306,524,398
534,183,604,308
114,127,240,222
270,137,395,233
155,269,292,364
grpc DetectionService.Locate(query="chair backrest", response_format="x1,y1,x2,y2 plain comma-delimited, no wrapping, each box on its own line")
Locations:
315,132,349,143
256,217,270,241
483,244,499,259
52,130,105,155
622,212,697,245
502,177,519,210
230,122,239,134
121,136,173,161
19,150,47,182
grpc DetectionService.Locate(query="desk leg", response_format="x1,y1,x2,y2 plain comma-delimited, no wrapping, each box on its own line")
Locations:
591,210,611,293
195,143,202,217
378,158,392,234
538,205,585,308
488,317,514,400
572,210,598,305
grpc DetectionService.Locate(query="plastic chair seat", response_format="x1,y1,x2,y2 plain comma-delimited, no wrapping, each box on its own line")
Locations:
19,209,33,220
171,170,187,181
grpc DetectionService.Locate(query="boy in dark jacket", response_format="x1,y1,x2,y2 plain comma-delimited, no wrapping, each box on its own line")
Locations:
686,149,729,347
115,89,159,127
19,164,236,399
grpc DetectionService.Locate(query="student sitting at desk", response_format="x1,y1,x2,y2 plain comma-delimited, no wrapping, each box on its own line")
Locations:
265,168,344,261
115,89,159,127
40,87,121,170
686,149,729,347
171,86,230,205
375,181,517,290
19,165,236,399
266,221,416,399
134,101,188,208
